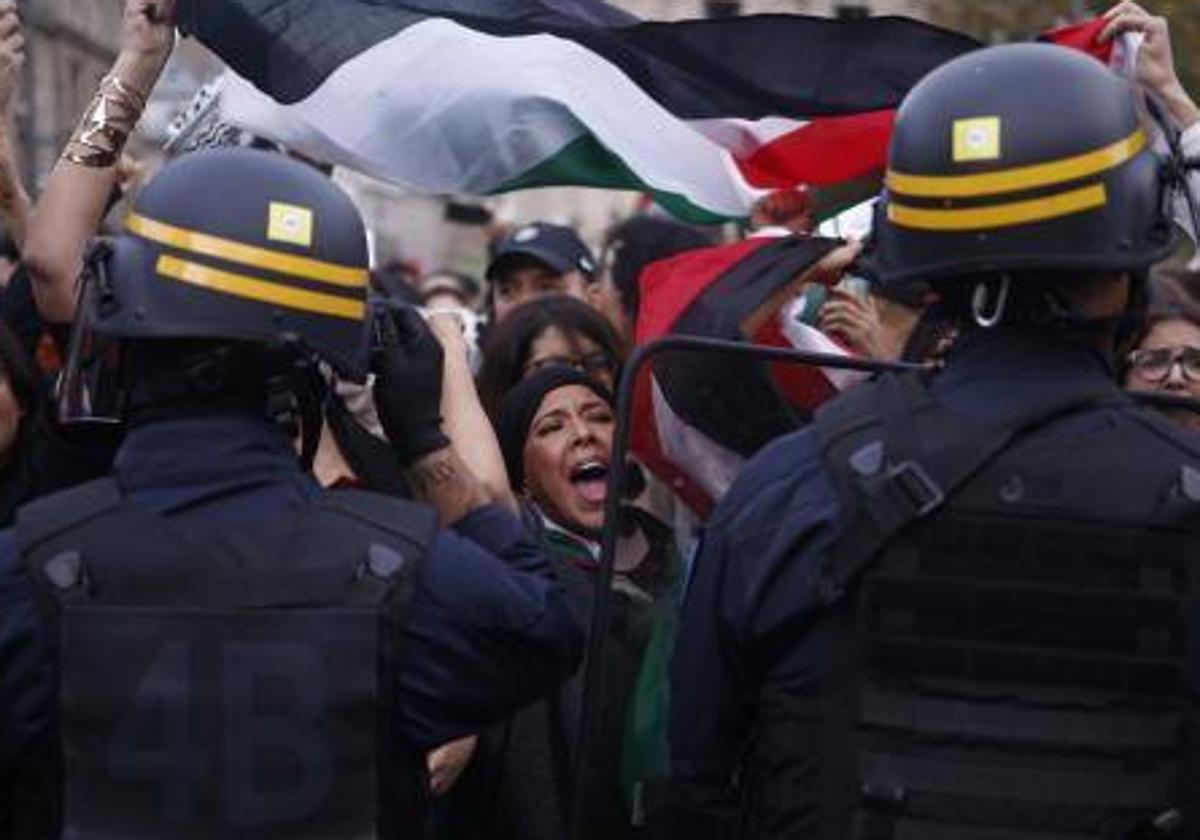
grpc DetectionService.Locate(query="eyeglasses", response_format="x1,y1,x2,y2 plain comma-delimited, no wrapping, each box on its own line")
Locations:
525,352,616,378
1127,346,1200,383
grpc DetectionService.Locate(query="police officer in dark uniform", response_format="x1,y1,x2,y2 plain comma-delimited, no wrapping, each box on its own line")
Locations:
668,43,1200,839
0,147,583,838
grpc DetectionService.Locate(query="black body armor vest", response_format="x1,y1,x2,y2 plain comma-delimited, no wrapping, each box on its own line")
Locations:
801,372,1200,840
16,479,437,840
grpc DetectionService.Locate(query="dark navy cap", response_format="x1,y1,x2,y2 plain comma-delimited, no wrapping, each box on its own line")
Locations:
487,222,597,281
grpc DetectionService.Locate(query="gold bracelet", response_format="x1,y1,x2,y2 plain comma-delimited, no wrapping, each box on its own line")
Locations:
61,75,146,169
99,74,148,111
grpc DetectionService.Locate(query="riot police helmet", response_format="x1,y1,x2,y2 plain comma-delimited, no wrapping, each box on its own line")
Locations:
61,148,372,425
862,42,1172,290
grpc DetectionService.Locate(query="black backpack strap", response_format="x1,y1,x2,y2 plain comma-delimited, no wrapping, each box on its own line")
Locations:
813,371,1128,604
16,478,127,606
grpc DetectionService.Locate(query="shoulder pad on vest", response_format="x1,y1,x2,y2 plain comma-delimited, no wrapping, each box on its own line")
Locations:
814,371,938,457
315,488,439,550
1126,402,1200,460
1182,464,1200,503
813,374,887,451
16,477,123,555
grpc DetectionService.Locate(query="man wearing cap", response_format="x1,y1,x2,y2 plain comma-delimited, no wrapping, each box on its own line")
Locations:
486,222,604,324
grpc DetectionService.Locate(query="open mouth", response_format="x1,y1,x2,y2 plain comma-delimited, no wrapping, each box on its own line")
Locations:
569,460,609,504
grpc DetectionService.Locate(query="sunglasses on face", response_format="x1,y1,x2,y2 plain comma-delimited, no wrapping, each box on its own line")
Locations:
525,351,615,378
1127,346,1200,383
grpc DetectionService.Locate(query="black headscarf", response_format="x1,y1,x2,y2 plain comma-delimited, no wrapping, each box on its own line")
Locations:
495,365,612,490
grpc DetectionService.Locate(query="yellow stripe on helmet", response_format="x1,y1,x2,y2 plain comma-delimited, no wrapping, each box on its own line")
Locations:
887,183,1108,231
156,255,366,320
128,213,367,289
886,129,1145,199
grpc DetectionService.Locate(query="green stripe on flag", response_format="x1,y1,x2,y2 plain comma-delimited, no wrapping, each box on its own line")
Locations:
814,170,884,221
494,134,737,225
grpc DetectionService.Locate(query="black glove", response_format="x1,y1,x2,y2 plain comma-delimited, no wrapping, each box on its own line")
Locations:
371,304,451,465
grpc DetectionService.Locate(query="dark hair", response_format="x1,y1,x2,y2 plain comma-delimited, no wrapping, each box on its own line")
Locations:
123,338,273,423
898,304,959,365
1143,266,1200,323
0,320,38,419
476,295,622,420
1119,272,1200,383
370,261,423,307
0,229,18,263
602,216,714,320
0,321,43,465
119,337,326,462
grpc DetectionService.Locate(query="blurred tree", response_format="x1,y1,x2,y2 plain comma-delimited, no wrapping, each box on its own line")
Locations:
1150,0,1199,94
924,0,1198,94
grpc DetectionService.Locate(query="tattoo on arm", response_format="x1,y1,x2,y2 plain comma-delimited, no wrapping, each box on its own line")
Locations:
405,447,489,525
407,454,459,495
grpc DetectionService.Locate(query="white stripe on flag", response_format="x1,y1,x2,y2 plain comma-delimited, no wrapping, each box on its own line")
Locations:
689,116,808,158
221,18,766,217
779,302,870,392
650,375,744,502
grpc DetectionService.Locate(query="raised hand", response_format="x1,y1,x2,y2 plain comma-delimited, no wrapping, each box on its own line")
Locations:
818,286,887,359
371,305,451,465
426,735,478,797
121,0,176,60
1101,1,1199,127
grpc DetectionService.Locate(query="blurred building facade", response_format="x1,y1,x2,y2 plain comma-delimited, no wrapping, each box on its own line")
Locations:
18,0,121,186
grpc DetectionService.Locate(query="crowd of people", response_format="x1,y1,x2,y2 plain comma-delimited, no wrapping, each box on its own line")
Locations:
1,0,1200,839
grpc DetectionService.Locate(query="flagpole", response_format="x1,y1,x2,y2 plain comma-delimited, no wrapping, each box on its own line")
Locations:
567,335,921,840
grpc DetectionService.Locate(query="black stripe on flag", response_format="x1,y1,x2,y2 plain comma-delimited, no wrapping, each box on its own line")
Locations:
652,236,839,457
178,0,980,116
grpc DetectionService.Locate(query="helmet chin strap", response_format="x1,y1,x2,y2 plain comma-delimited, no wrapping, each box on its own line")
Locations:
263,342,328,473
294,372,326,474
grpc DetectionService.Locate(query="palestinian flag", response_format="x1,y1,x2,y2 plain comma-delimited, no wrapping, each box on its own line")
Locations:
175,0,981,223
632,235,868,516
624,16,1126,515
